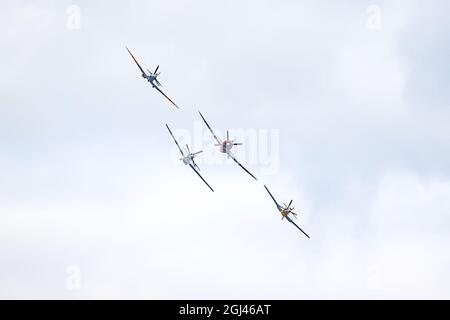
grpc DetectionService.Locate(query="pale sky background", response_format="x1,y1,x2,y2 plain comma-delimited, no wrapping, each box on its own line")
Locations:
1,0,450,299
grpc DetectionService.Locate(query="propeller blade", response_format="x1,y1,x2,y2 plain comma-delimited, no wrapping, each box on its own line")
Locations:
227,130,229,141
288,200,293,208
233,142,243,145
154,65,159,74
186,144,190,154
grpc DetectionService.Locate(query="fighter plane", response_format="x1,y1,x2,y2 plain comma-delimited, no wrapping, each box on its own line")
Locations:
166,124,214,192
198,111,257,181
264,185,310,238
126,47,179,109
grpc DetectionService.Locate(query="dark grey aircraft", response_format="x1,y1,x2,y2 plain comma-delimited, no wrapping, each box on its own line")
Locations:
126,47,179,109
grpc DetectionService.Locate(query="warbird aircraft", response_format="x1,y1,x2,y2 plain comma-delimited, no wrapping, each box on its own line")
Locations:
126,47,179,109
166,124,214,192
264,185,310,238
198,111,257,181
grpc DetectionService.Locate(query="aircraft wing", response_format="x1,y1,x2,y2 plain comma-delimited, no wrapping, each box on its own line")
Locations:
228,151,258,180
126,47,146,76
285,216,310,239
165,124,184,157
264,185,283,211
153,84,179,109
198,111,222,145
189,164,214,192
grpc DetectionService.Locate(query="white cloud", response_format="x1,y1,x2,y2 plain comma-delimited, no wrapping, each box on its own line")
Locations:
2,169,450,299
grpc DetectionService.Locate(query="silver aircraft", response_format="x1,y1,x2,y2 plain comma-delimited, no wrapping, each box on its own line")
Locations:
126,47,179,109
198,111,257,181
166,124,214,192
264,185,310,238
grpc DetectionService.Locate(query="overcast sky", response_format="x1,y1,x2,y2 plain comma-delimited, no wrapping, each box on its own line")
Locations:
1,0,450,299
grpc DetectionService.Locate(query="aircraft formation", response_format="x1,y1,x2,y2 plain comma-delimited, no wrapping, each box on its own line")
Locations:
126,47,310,238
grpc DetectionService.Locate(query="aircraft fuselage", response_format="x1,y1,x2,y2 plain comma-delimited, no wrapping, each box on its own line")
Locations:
181,157,190,165
144,74,156,84
220,140,233,153
180,154,195,165
280,208,292,218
